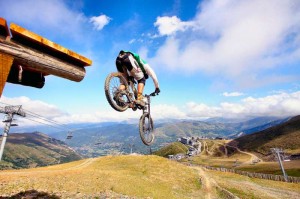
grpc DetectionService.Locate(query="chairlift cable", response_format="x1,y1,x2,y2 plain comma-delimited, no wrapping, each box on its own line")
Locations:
22,117,67,131
0,102,74,132
25,111,72,131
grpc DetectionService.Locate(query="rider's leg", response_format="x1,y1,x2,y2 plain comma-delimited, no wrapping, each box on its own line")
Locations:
137,82,144,100
135,78,146,106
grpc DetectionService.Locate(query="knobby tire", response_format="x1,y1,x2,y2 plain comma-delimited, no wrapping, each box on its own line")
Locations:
104,72,129,112
139,113,154,146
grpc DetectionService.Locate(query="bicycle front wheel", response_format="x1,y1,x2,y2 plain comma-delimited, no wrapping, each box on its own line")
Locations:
139,113,155,146
104,72,129,112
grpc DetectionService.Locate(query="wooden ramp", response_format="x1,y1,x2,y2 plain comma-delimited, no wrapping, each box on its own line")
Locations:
0,17,92,96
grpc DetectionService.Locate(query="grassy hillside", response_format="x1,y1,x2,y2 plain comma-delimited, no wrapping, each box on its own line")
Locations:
0,155,299,198
232,115,300,155
206,168,300,199
153,142,189,157
0,132,82,169
0,155,202,198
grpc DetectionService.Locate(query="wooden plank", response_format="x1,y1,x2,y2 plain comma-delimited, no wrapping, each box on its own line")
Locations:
10,23,92,67
0,18,10,38
0,52,14,97
0,39,85,82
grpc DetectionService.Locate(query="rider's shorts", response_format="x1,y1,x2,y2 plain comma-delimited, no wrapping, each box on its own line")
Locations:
138,77,146,85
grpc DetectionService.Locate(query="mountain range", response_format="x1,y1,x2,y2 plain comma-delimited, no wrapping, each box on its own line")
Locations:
2,115,298,166
0,132,82,169
45,115,294,157
231,115,300,156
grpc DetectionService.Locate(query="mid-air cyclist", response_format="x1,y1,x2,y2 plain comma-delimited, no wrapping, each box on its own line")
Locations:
115,50,160,106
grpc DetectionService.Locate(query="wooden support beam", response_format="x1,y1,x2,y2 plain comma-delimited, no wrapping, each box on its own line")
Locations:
10,23,92,67
0,52,14,97
0,39,85,82
0,17,93,93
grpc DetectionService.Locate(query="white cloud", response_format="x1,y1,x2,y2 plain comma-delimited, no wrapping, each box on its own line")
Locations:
154,16,194,36
151,104,186,120
90,14,111,30
129,39,136,44
1,91,299,128
186,91,300,118
223,92,244,97
0,96,67,127
0,96,184,126
0,96,64,118
186,102,221,118
150,0,300,87
0,0,88,40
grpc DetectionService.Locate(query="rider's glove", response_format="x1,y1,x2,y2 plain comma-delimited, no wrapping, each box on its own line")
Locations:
155,87,160,95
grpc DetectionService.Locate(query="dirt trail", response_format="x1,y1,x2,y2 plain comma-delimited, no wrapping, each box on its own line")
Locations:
192,165,229,199
65,158,95,170
191,165,240,199
194,166,214,199
226,144,263,164
202,141,213,155
211,172,300,199
1,158,95,175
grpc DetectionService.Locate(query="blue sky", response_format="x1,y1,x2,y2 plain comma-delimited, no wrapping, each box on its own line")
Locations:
1,0,300,126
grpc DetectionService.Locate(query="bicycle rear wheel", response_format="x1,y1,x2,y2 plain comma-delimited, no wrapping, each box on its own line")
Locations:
139,113,155,146
104,72,129,112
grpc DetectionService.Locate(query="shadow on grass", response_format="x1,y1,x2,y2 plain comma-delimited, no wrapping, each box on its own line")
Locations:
0,190,60,199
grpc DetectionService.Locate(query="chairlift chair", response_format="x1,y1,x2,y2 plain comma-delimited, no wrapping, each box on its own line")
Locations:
66,132,73,139
2,118,15,123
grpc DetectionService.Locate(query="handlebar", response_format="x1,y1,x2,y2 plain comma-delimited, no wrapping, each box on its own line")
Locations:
146,92,158,97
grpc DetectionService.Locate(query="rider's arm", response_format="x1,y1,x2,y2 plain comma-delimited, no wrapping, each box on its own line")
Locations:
144,64,159,89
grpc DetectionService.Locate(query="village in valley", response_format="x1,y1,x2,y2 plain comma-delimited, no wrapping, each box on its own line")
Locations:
168,136,221,160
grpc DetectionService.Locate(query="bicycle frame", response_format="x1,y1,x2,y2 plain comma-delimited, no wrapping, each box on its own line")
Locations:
138,92,157,145
123,79,138,110
143,92,156,119
143,93,155,115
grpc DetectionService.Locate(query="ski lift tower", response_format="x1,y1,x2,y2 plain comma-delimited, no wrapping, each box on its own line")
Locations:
0,105,26,160
271,148,288,182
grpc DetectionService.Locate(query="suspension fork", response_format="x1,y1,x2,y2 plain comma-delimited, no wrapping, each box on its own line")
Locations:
143,95,151,116
147,95,151,115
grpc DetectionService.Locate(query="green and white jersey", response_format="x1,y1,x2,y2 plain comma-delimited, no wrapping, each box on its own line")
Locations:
124,51,159,88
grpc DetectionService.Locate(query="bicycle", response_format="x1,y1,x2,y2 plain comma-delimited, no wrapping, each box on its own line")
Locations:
104,72,157,145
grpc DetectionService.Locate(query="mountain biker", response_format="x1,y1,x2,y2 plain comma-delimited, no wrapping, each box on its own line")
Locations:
115,50,160,106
